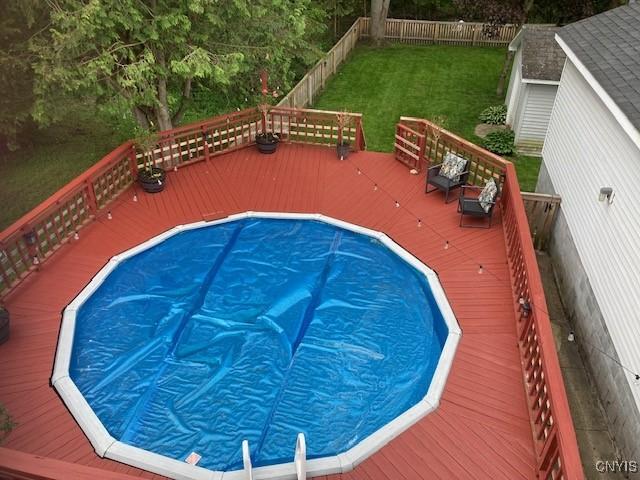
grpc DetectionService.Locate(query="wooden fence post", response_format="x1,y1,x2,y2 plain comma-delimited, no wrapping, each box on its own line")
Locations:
400,20,406,42
472,24,480,46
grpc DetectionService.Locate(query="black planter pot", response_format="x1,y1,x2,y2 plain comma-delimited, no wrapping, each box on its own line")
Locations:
256,133,279,154
138,167,166,193
0,307,9,346
337,141,351,160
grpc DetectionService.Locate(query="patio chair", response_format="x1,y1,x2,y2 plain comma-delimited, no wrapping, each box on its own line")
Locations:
457,178,501,228
425,152,470,203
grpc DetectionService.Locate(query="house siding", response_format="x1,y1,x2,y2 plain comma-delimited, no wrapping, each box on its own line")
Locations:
514,83,557,154
539,59,640,461
506,48,523,126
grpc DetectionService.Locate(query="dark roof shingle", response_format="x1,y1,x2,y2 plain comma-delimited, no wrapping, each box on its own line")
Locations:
520,26,566,81
558,3,640,130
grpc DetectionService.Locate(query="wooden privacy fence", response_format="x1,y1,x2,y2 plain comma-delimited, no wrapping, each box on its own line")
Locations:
276,19,362,109
522,192,562,250
278,17,518,110
360,17,518,46
400,117,583,480
0,106,365,298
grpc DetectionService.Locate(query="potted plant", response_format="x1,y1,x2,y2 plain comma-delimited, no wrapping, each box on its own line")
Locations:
336,111,353,160
0,402,15,444
256,104,280,154
135,132,166,193
0,306,8,345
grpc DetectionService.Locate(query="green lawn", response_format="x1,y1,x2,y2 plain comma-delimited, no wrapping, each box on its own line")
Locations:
313,44,541,191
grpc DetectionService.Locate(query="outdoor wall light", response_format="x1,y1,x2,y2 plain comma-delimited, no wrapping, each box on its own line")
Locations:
598,187,614,204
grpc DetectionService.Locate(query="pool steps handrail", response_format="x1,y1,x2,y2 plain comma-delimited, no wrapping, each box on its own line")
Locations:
242,440,253,480
294,433,306,480
242,433,305,480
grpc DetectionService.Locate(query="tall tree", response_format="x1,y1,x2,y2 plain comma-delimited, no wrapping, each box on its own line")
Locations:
31,0,324,132
370,0,391,45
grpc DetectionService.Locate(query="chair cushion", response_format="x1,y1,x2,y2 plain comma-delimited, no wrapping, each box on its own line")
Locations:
478,178,498,213
439,152,467,182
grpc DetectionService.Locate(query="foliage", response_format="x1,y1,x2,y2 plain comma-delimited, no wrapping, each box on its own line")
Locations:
0,1,47,151
452,0,627,24
479,105,507,125
483,129,515,155
31,0,326,131
133,130,161,171
0,104,134,230
0,403,15,444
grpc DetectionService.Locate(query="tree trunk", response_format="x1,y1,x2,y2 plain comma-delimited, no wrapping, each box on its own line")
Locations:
155,77,173,131
132,106,151,130
370,0,390,46
334,0,338,39
496,49,515,97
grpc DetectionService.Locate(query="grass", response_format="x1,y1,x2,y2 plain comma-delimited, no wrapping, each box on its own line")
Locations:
313,43,541,191
0,106,135,230
511,155,542,192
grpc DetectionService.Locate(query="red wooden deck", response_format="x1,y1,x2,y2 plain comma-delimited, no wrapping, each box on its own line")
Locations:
0,143,537,479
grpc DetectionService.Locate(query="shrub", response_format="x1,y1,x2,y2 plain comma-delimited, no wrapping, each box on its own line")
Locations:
483,129,515,155
479,105,507,125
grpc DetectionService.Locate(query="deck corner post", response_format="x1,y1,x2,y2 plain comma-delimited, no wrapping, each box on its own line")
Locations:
127,147,139,180
354,118,363,151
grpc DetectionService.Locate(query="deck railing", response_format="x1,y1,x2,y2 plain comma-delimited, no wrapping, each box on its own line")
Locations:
0,107,365,298
399,117,584,480
269,107,364,150
398,116,507,186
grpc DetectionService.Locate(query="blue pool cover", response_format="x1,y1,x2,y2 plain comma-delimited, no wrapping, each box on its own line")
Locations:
70,218,448,471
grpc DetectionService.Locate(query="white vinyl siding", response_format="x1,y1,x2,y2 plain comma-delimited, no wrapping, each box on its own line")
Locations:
505,48,522,126
514,83,557,147
542,59,640,408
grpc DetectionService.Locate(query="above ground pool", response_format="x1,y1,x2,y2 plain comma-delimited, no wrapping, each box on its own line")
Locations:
53,213,460,480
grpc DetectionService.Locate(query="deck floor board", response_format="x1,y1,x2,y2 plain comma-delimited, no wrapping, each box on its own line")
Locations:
0,143,536,479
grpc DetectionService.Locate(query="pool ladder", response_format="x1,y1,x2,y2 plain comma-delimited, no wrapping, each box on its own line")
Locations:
242,433,306,479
